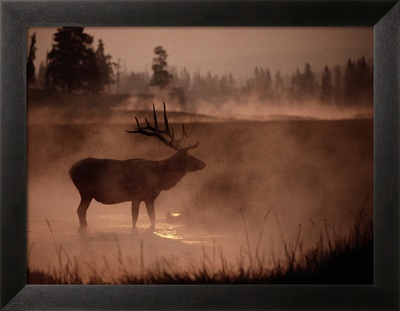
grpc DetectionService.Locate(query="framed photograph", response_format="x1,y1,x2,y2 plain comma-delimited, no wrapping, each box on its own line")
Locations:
1,1,399,310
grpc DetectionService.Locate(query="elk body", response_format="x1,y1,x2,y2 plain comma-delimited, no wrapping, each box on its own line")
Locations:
69,103,205,229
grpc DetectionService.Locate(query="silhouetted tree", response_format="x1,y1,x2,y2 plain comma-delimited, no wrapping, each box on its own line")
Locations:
290,63,318,102
150,46,173,90
245,66,273,100
275,71,284,92
46,27,95,92
333,65,342,104
84,47,101,93
303,63,318,98
27,33,37,85
216,73,236,102
320,66,333,103
343,58,357,104
335,56,373,106
355,56,371,96
219,74,229,95
290,68,302,99
95,39,115,93
206,71,218,98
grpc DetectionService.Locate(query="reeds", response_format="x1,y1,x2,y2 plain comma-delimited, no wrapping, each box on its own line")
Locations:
267,197,373,284
28,202,373,284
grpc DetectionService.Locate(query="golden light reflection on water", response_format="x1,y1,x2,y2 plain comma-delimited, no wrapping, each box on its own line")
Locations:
152,218,230,246
154,231,182,240
153,222,184,240
34,212,231,249
181,240,205,245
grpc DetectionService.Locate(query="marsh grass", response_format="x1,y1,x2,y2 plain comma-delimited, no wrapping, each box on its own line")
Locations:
267,197,373,283
28,202,373,284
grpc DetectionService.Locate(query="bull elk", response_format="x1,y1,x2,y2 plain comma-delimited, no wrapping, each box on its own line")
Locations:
69,103,206,230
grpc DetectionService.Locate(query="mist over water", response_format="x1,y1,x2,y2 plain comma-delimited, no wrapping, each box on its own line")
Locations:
27,97,373,282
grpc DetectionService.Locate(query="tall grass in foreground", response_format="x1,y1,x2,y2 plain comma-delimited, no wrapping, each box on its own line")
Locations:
28,203,373,284
268,202,373,284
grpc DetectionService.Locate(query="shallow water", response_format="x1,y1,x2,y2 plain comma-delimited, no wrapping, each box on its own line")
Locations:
28,209,249,282
27,109,373,283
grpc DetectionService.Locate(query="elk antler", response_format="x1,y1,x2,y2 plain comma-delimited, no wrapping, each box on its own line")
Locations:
126,102,199,152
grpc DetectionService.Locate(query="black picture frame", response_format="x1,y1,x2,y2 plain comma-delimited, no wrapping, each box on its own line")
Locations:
1,1,399,310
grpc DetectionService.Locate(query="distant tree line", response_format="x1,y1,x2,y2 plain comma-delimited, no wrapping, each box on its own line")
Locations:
171,57,372,108
27,27,372,107
114,56,373,108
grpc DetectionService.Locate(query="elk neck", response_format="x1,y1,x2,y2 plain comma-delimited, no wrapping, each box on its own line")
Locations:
155,152,189,191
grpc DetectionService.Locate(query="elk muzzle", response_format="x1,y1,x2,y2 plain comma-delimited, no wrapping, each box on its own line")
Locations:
187,156,206,172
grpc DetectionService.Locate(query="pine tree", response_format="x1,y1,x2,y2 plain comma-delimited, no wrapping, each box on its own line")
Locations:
46,27,95,92
343,58,358,104
355,56,370,94
84,47,101,93
290,68,302,99
333,65,342,104
150,46,173,90
246,66,273,100
275,71,284,92
27,33,37,85
95,39,114,93
303,63,318,98
320,66,333,103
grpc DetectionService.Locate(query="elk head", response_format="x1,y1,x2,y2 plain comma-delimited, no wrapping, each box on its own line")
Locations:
126,102,206,171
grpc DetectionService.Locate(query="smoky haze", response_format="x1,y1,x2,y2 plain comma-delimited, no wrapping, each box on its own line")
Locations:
27,96,373,281
26,27,373,282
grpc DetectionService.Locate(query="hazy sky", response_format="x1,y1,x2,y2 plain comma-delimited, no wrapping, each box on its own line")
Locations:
28,27,373,79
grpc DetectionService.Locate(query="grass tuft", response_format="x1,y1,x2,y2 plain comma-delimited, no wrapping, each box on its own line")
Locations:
28,202,373,284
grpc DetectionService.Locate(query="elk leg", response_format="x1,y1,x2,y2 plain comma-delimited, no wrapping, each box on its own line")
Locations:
145,200,155,229
77,196,92,228
131,200,140,228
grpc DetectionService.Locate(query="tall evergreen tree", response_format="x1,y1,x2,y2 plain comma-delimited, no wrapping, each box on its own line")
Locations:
150,46,173,90
27,33,37,85
246,66,273,100
333,65,342,104
46,27,95,92
320,66,333,103
355,56,371,93
275,71,284,92
343,58,357,104
84,47,101,93
303,63,318,98
290,68,302,98
95,39,114,93
289,63,318,101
